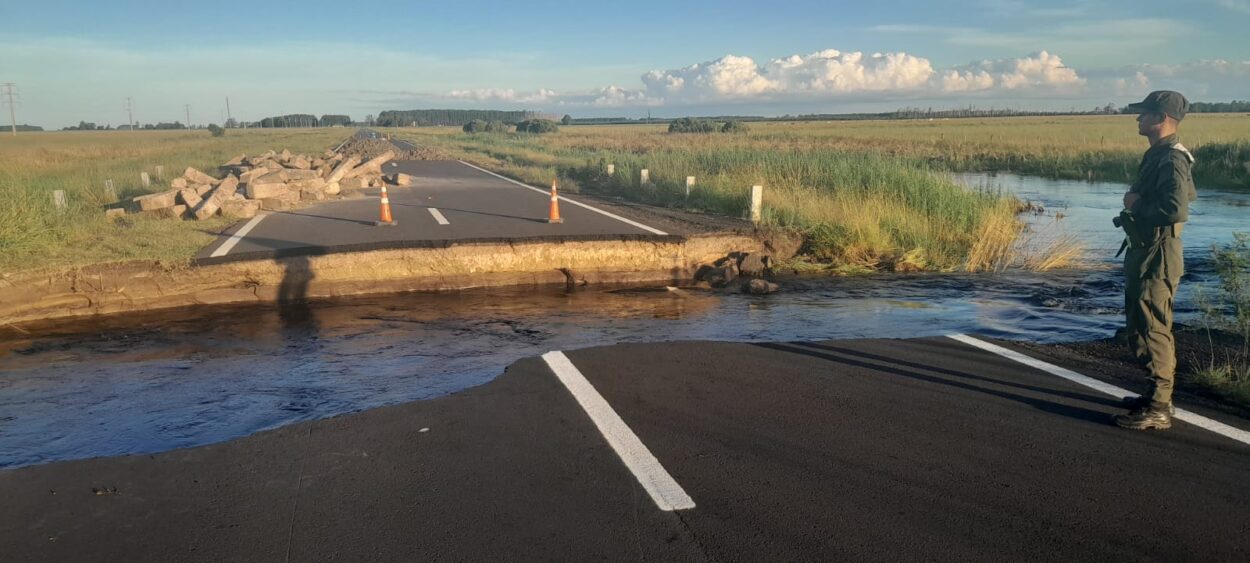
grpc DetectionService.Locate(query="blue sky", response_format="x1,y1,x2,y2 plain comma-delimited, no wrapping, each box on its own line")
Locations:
3,0,1248,127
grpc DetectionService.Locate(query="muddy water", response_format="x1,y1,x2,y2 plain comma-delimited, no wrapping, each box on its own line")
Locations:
1,173,1246,469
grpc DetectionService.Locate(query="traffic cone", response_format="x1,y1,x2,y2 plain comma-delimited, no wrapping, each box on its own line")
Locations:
546,180,563,224
375,185,396,226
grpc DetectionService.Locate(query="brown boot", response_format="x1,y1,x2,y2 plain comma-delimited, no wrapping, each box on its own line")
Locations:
1120,395,1175,416
1114,404,1172,430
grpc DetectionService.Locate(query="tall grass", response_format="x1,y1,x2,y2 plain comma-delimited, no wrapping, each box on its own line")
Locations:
0,128,350,274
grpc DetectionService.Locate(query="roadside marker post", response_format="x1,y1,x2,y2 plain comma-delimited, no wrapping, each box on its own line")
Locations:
546,180,564,224
750,185,763,225
606,163,614,176
375,185,396,226
52,190,67,211
140,172,150,187
103,181,117,203
686,176,695,198
640,169,649,185
154,165,164,180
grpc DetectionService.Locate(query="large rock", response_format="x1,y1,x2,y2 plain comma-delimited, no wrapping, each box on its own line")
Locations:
339,177,369,191
245,182,289,200
326,156,362,184
279,149,292,163
192,175,239,220
284,169,319,181
738,253,770,276
264,160,284,171
191,183,214,196
134,190,178,211
701,265,737,289
170,178,188,190
344,150,395,179
239,168,270,185
323,181,341,196
142,204,187,220
224,154,246,166
220,199,261,219
289,177,327,191
260,197,292,211
743,278,780,295
387,173,414,186
289,155,311,170
183,167,217,186
178,188,203,208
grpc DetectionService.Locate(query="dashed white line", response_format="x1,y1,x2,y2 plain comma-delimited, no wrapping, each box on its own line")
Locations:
209,214,267,258
428,207,450,225
542,351,695,512
948,333,1250,447
457,160,669,236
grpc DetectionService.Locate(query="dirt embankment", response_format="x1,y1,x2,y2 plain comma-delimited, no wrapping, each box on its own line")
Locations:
0,230,800,328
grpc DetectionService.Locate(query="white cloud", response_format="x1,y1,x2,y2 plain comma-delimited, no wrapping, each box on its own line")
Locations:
447,88,558,103
940,51,1084,92
1100,59,1250,99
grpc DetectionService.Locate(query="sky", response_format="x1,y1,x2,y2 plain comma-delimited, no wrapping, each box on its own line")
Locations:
2,0,1249,128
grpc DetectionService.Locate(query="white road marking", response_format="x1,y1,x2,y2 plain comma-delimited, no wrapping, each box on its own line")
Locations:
541,351,695,512
428,207,450,225
948,334,1250,447
457,160,669,236
209,214,267,258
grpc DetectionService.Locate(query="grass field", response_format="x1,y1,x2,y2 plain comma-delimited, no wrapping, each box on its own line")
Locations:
0,128,350,274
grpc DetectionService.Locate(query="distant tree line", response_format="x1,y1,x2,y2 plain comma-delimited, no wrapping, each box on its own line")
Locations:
462,120,510,133
1186,100,1250,113
12,124,43,131
376,109,538,127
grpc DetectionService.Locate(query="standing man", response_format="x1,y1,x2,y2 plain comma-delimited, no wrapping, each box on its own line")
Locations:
1115,90,1197,430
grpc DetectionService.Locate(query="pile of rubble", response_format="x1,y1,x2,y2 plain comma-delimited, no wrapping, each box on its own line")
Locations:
110,148,399,221
338,136,450,161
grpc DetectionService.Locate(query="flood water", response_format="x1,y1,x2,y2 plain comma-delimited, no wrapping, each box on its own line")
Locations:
2,172,1247,469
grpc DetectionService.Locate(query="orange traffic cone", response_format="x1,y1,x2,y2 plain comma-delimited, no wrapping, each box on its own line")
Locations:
546,180,563,224
375,185,396,226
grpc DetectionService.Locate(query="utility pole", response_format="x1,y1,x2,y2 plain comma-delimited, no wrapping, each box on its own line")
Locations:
125,97,134,130
184,104,191,129
225,96,232,126
2,83,17,136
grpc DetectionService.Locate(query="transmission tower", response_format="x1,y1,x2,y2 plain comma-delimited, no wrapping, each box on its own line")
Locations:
2,83,18,136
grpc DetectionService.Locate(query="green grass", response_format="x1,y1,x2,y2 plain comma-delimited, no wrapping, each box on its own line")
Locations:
0,128,350,274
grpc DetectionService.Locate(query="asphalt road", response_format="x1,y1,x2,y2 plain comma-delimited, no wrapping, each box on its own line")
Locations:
3,336,1248,562
195,153,674,264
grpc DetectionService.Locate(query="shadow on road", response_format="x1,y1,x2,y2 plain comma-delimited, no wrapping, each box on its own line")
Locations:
278,254,319,339
755,341,1115,425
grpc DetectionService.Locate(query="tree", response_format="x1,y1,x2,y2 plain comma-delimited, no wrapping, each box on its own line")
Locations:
462,119,488,133
668,117,718,133
721,120,749,134
207,123,225,137
561,114,573,125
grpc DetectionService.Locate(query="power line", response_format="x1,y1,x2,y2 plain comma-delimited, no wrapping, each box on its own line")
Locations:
2,83,18,136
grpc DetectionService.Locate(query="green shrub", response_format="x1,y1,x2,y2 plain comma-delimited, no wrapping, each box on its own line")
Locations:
668,117,718,133
516,119,559,134
207,124,225,137
485,120,509,133
462,119,488,133
722,120,749,134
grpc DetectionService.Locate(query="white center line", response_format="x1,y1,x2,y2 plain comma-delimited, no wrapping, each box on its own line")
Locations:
457,160,669,236
427,207,450,225
209,214,267,258
948,333,1250,447
541,351,695,512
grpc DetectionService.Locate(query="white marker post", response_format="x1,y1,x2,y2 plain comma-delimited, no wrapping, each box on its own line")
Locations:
103,181,117,203
606,163,615,176
52,190,67,210
140,172,150,187
640,168,649,185
154,165,164,180
685,176,695,198
750,185,763,225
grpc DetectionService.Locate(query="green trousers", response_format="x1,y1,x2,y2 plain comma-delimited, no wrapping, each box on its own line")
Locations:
1125,277,1177,405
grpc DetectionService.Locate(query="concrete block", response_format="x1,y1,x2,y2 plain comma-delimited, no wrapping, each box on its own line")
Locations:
260,198,291,211
326,157,361,184
104,208,127,220
134,190,178,211
323,181,341,196
170,178,188,190
220,199,261,219
224,154,246,166
178,188,203,208
183,167,217,185
246,181,288,200
191,183,214,196
284,169,319,181
142,204,187,219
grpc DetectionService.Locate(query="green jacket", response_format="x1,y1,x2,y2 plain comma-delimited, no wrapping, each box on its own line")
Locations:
1123,134,1197,280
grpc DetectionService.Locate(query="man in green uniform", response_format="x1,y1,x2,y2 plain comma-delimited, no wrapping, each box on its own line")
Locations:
1114,90,1198,430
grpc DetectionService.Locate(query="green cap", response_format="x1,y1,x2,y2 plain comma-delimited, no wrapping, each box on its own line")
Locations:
1127,90,1189,121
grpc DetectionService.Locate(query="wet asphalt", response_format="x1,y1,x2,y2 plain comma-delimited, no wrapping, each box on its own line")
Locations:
3,336,1248,562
